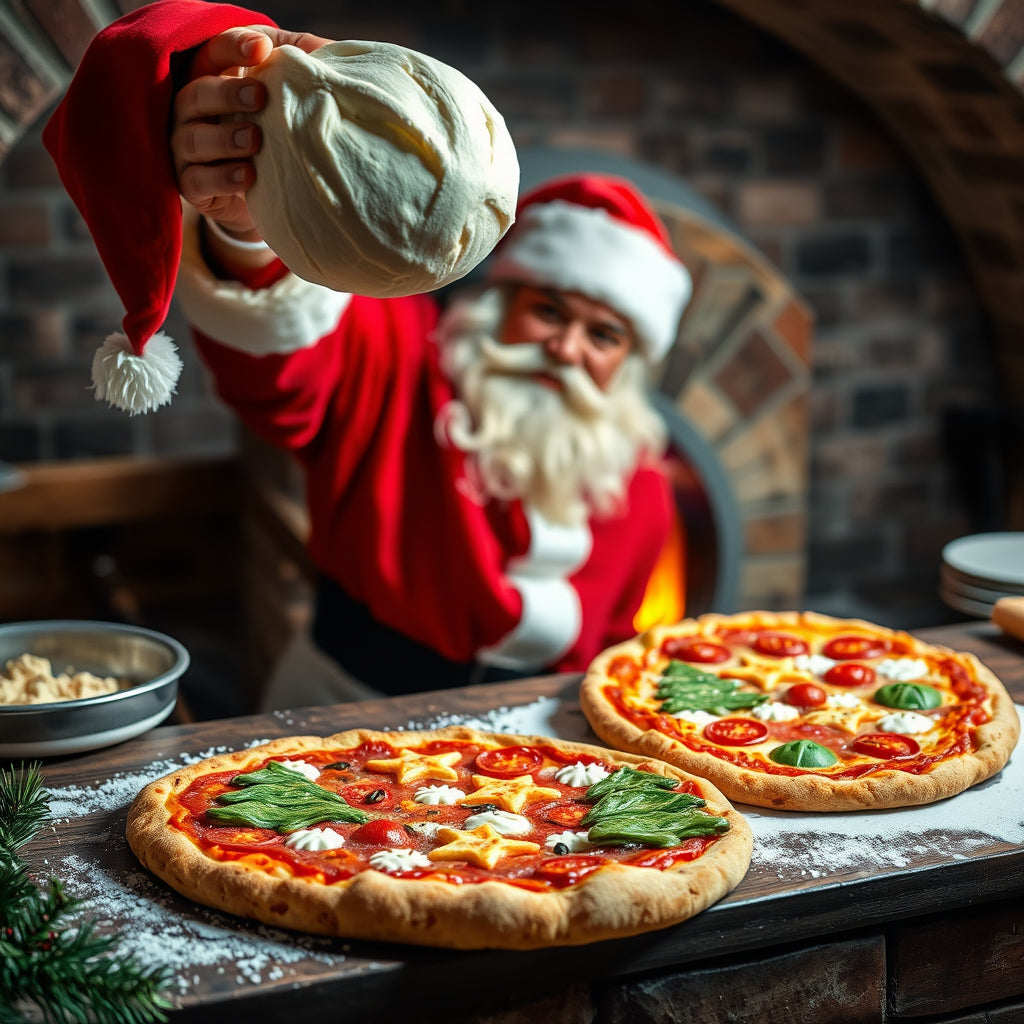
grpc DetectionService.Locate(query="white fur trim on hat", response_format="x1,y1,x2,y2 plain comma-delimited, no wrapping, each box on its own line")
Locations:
176,206,351,355
488,200,691,363
92,331,181,415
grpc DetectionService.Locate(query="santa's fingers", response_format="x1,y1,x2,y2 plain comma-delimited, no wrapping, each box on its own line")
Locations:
188,25,334,79
172,118,261,180
177,160,255,211
174,73,265,129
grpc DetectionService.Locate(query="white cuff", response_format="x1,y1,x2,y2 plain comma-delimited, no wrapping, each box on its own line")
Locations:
203,216,272,252
177,204,352,356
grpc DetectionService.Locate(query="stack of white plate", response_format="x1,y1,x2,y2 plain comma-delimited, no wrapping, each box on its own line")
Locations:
940,532,1024,617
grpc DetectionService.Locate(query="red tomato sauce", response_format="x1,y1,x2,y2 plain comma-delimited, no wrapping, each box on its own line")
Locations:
165,739,724,889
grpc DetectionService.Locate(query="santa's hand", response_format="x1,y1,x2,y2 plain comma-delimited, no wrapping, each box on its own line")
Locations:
172,26,333,237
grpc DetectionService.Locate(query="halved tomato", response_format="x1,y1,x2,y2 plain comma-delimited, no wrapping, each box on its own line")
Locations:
824,663,876,688
662,637,731,664
532,854,607,887
350,819,408,846
475,746,544,778
822,635,891,661
703,718,769,746
753,633,809,658
851,733,920,759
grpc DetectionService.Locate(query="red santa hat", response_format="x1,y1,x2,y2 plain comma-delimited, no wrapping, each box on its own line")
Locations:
487,174,692,364
42,1,277,414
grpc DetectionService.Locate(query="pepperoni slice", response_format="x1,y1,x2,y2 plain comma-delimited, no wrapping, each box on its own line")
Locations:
532,855,607,887
662,637,731,664
703,718,769,746
851,734,920,759
752,632,809,658
822,635,891,661
474,746,544,778
824,663,876,688
545,803,590,827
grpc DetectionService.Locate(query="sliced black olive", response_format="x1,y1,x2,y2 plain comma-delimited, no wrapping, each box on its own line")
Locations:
364,788,387,804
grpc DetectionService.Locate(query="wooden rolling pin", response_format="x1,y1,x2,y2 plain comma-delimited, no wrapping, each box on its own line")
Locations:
992,596,1024,641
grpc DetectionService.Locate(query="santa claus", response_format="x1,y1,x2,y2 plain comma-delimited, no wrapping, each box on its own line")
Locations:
43,4,692,704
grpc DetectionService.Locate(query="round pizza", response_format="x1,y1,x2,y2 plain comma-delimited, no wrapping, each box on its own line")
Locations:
580,611,1021,812
126,726,752,949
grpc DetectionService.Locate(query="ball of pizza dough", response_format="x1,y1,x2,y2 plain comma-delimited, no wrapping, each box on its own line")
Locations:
245,40,520,297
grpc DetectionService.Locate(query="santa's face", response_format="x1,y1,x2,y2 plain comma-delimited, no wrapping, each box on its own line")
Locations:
434,287,665,526
498,286,635,392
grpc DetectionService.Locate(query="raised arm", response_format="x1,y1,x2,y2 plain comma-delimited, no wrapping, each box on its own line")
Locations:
171,26,332,274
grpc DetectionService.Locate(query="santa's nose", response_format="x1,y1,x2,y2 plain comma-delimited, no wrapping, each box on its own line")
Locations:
544,322,586,365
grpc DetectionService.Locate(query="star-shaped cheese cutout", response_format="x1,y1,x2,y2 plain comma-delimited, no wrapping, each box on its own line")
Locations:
364,749,462,785
462,774,561,814
730,652,792,692
428,824,540,869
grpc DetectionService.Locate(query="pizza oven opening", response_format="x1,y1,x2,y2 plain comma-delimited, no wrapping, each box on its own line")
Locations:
0,0,1022,717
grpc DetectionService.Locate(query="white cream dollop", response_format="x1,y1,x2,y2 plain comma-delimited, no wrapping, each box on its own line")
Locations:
368,848,432,873
545,830,592,853
793,654,837,676
751,702,799,722
463,810,532,835
278,760,320,781
827,692,862,709
877,711,934,734
284,827,346,851
876,658,929,681
413,784,465,805
672,709,720,726
247,40,519,298
553,762,610,787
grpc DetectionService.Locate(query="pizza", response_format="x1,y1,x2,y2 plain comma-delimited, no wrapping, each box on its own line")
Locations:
580,611,1021,812
126,726,752,949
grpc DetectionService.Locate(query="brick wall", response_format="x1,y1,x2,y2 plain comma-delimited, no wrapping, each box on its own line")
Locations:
2,0,1021,630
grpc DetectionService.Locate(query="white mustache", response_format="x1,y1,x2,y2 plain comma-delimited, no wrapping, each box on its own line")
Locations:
476,339,607,417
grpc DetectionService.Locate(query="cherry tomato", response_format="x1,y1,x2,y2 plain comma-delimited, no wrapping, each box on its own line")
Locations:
703,718,769,746
351,819,409,846
474,746,544,778
662,637,731,664
851,734,920,759
822,635,890,661
785,683,827,707
752,632,809,658
545,803,590,827
532,855,607,887
340,781,394,809
823,663,876,688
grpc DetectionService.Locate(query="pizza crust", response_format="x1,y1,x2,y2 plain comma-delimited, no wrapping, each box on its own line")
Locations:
580,611,1021,813
126,726,752,949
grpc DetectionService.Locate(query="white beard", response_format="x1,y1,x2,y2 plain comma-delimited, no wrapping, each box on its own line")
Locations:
433,288,667,526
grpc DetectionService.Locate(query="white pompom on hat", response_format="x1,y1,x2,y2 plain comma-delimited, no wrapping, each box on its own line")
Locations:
42,1,278,414
487,174,692,364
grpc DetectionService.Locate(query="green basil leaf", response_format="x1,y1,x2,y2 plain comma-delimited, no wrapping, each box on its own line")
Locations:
587,808,730,848
207,760,368,832
657,663,767,715
768,740,837,768
873,682,942,711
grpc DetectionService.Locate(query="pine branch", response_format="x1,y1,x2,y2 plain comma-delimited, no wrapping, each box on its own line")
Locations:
0,762,175,1024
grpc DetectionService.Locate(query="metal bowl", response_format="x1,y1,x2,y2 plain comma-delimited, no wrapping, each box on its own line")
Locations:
0,620,189,759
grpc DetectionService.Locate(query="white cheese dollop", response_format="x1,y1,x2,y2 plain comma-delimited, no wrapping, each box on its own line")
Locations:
876,658,929,681
751,702,799,722
545,830,592,853
278,760,320,781
672,709,720,726
827,692,862,709
877,711,934,734
793,654,837,676
462,810,532,836
413,784,465,805
554,762,610,787
368,848,432,873
283,827,346,851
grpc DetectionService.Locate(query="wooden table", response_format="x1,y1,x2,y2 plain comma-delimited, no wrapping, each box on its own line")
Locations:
12,620,1024,1024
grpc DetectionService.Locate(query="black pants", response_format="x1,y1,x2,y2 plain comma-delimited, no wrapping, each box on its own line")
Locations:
312,575,531,695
